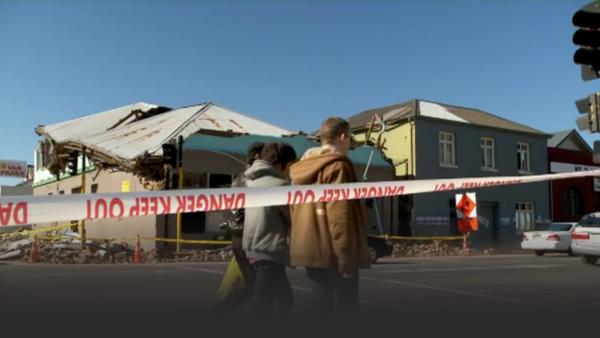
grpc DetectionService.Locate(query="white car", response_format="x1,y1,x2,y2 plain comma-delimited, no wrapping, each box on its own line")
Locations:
571,212,600,265
521,222,577,256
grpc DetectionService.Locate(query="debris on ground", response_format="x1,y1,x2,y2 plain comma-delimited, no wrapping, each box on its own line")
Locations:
0,229,233,264
0,228,515,263
390,242,500,257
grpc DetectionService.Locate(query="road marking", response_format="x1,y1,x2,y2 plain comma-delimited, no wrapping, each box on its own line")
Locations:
291,286,311,293
174,266,225,275
375,264,566,273
174,265,408,311
380,254,540,263
290,285,408,311
360,276,544,307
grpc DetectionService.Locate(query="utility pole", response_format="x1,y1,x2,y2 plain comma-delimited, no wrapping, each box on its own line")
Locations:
80,148,86,250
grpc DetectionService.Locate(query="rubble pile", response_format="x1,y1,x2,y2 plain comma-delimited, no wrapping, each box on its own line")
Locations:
1,229,508,263
0,230,233,264
390,241,493,257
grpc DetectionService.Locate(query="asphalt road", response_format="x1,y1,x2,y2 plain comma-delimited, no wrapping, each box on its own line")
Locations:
1,254,599,314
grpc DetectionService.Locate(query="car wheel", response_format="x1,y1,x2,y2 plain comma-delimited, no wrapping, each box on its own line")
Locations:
580,255,599,265
534,250,545,256
368,246,378,264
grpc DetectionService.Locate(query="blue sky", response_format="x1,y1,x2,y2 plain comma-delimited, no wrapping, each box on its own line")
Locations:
0,0,594,185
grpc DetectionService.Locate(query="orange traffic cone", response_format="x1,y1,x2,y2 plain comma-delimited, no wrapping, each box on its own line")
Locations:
29,236,39,263
133,234,143,264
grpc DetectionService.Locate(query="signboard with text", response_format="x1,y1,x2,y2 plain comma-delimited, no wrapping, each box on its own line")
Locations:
0,160,27,178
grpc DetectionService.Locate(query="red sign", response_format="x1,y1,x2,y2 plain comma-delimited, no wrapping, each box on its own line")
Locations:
457,218,479,233
456,193,476,218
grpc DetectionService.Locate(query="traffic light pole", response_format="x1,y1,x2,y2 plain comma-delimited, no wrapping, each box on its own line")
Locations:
80,148,86,250
176,136,184,254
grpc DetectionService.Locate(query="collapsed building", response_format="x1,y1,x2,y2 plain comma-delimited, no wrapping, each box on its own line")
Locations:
33,102,395,251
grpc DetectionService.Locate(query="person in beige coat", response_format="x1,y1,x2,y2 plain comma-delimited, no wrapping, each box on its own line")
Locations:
289,117,370,313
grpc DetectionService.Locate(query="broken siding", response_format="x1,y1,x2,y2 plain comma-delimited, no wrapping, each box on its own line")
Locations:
354,122,416,177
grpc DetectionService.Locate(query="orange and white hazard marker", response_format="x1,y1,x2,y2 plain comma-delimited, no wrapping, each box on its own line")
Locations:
455,192,479,233
455,192,479,255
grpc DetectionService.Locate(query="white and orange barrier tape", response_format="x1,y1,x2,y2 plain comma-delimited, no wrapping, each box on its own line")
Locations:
1,169,599,227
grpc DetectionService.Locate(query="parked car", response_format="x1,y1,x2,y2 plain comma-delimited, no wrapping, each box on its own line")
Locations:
367,235,393,263
571,212,600,265
520,222,577,256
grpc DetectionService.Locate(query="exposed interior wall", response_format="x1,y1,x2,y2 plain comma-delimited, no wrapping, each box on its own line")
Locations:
354,121,416,177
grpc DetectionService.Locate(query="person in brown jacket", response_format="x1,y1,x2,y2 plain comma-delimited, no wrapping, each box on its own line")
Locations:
289,117,371,313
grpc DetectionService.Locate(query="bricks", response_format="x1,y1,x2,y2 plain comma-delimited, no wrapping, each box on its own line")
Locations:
0,230,233,264
390,242,492,257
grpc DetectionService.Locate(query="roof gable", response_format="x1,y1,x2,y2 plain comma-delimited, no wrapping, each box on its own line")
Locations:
348,99,547,136
548,129,592,152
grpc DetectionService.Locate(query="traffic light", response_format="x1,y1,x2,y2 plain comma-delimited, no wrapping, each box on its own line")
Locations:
162,143,177,168
576,93,600,133
594,140,600,163
66,151,79,176
573,2,600,81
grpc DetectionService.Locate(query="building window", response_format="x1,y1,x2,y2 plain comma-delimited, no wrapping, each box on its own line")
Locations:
480,138,495,170
516,202,534,233
439,132,456,167
208,173,234,188
182,212,206,234
517,143,530,172
564,187,584,221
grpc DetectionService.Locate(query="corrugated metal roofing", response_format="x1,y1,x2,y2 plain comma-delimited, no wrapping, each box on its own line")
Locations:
38,102,293,164
348,99,548,136
38,102,158,144
184,134,391,167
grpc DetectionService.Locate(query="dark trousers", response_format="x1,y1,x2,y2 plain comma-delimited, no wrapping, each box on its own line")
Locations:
305,267,360,314
248,261,294,314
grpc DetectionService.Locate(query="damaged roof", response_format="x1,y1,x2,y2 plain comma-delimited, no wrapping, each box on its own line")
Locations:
37,102,159,144
36,101,293,168
348,99,548,136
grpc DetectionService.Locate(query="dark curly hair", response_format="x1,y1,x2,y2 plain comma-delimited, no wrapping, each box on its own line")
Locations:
260,142,297,168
